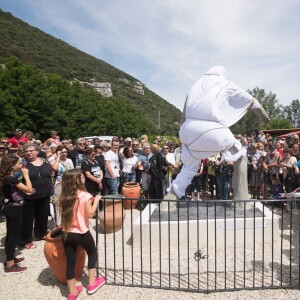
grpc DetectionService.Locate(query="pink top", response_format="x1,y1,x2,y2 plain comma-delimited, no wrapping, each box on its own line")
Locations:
64,190,93,234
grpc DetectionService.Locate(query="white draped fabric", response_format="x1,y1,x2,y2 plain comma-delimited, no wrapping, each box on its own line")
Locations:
172,66,255,198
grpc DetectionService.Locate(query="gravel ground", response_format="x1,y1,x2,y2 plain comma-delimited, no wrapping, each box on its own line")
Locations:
1,203,300,300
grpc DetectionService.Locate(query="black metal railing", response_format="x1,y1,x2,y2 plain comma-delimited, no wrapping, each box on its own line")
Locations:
95,197,300,293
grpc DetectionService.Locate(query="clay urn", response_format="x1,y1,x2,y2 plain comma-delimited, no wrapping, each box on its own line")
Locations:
122,182,141,209
44,226,86,285
99,195,126,233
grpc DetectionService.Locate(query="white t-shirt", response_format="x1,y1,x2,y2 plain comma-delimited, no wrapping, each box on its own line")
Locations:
166,153,175,166
122,156,138,173
104,150,120,178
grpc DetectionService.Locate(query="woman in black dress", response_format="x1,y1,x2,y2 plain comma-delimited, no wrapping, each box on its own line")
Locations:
18,143,53,249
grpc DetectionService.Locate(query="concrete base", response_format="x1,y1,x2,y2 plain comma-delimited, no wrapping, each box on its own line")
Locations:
133,201,279,249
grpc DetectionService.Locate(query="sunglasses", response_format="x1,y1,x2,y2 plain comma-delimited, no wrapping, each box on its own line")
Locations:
1,142,8,144
78,143,86,146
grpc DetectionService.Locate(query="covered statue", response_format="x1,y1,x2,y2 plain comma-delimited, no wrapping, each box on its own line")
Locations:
165,66,269,202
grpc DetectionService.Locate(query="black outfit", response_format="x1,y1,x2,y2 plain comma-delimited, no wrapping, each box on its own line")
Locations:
19,159,52,246
68,149,86,169
63,231,97,280
2,176,24,261
148,151,168,200
81,159,102,196
95,154,106,195
95,155,105,174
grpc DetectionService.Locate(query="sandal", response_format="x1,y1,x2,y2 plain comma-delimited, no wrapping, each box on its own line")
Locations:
25,242,36,249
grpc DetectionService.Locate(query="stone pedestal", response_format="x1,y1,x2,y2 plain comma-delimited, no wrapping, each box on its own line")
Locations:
232,155,250,201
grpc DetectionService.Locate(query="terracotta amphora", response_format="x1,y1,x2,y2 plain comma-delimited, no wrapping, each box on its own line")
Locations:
122,182,141,209
99,195,125,233
44,226,86,285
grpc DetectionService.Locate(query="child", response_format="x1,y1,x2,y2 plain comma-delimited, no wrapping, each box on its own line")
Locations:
59,169,105,300
0,155,34,273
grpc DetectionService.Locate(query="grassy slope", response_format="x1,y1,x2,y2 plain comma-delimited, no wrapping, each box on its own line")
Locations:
0,10,181,135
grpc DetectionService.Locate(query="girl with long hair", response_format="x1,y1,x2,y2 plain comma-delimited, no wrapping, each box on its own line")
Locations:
0,155,34,273
59,169,105,300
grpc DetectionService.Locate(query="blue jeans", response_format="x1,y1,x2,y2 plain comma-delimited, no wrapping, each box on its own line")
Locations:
216,174,230,200
105,177,120,195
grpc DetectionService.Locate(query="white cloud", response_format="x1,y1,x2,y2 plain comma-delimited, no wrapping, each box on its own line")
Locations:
2,0,300,109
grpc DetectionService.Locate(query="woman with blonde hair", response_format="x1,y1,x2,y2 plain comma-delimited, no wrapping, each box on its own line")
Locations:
59,169,105,299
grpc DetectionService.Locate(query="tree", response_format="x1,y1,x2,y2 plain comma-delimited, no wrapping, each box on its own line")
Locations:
283,99,300,127
231,87,284,135
0,57,158,140
248,87,282,119
262,118,292,130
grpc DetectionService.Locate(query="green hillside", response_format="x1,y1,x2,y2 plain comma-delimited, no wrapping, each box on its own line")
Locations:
0,9,181,138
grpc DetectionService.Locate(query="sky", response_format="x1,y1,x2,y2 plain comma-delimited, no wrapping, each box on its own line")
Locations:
1,0,300,111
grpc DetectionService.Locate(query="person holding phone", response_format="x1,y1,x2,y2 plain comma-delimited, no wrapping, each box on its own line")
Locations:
0,155,35,273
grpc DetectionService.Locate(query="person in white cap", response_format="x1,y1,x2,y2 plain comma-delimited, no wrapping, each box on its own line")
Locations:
164,66,269,203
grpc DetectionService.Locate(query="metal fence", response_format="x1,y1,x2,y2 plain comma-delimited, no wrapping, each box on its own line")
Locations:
95,197,300,293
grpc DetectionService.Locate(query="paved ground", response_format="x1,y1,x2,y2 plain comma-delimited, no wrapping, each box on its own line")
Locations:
0,208,300,300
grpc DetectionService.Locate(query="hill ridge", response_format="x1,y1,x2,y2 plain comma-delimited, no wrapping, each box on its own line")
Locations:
0,9,181,136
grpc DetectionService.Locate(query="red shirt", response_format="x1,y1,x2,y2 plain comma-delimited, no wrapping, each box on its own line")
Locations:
8,136,28,148
277,148,284,158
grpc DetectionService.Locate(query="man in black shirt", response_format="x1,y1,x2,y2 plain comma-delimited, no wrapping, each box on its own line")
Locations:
148,144,169,201
67,138,86,169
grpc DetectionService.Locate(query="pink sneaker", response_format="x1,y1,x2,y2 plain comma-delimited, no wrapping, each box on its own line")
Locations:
67,293,78,300
67,283,82,300
87,276,106,295
75,283,83,294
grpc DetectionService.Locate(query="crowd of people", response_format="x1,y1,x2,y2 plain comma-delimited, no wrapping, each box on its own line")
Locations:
0,128,300,283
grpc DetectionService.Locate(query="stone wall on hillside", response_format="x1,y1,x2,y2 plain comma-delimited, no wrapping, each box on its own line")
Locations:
78,81,113,97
